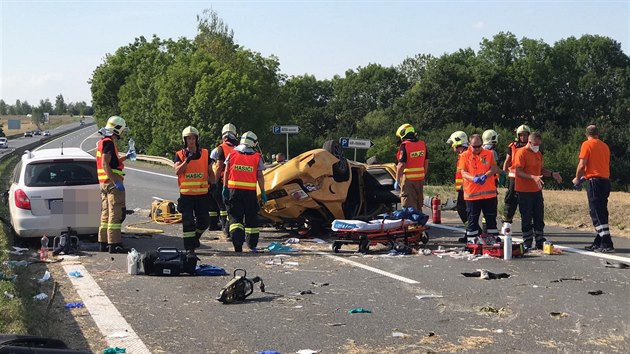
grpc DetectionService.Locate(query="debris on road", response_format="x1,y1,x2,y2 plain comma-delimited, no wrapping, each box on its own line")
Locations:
68,271,83,278
550,312,569,319
348,308,372,314
296,349,320,354
290,290,313,296
588,290,604,295
103,347,126,354
602,260,630,269
33,292,48,300
194,264,228,276
64,302,85,309
392,332,409,338
4,291,15,299
416,294,444,300
37,270,51,283
326,323,346,327
0,272,17,282
285,237,301,244
311,282,329,287
267,242,297,252
479,306,504,314
2,260,29,268
550,278,582,283
462,270,510,280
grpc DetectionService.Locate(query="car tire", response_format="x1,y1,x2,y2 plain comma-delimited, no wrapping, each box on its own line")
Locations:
322,140,350,182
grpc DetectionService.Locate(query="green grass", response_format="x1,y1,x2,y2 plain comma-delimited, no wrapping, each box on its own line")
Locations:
0,154,48,334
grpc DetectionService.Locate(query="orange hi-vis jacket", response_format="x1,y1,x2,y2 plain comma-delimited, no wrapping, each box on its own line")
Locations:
397,140,427,181
96,137,124,184
455,153,464,191
176,149,210,195
507,141,525,178
227,151,261,191
457,148,497,201
220,142,235,161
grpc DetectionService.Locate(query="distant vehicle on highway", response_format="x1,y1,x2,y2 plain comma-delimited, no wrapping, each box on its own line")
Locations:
43,131,51,136
8,148,101,238
23,131,33,138
33,130,42,136
0,137,8,148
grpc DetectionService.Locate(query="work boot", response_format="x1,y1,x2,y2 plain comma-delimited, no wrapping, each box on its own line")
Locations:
234,244,243,253
535,238,547,250
584,244,600,251
523,238,533,251
458,236,468,243
108,243,129,254
98,242,108,252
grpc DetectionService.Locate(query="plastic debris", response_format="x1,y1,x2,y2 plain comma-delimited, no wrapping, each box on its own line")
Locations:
33,293,48,300
285,237,301,244
588,290,604,296
2,260,29,268
64,302,85,309
0,272,17,282
4,291,15,299
265,258,283,265
312,238,327,244
479,306,504,314
326,323,346,326
550,278,582,283
348,308,372,314
602,260,630,269
290,290,313,296
462,269,510,280
550,312,569,319
257,351,280,354
195,265,228,276
38,270,51,283
311,282,329,287
267,242,296,252
421,249,432,256
284,261,299,266
103,347,126,354
68,271,83,278
296,350,320,354
392,332,408,338
416,294,444,300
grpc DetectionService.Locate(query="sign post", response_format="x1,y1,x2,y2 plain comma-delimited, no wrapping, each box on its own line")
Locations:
273,125,300,159
339,137,374,161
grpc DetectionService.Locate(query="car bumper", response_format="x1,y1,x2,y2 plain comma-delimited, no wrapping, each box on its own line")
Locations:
11,210,100,238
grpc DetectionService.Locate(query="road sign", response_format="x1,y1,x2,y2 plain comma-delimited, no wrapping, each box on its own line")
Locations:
273,125,300,135
339,137,374,149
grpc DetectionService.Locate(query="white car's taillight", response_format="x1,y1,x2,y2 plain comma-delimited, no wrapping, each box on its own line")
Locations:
14,189,31,210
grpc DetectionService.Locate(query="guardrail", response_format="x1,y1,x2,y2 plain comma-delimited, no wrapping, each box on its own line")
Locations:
135,154,174,167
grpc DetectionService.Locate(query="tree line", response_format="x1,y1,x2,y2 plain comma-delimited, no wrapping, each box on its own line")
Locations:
0,96,94,118
90,10,629,190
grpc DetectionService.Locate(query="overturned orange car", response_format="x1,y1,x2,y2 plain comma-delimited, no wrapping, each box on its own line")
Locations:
259,141,399,234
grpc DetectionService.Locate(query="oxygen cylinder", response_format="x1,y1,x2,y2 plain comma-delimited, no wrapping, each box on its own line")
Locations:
432,194,441,224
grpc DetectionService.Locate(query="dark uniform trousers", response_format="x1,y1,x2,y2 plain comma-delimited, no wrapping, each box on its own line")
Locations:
503,177,519,223
517,191,545,245
465,197,498,239
179,194,210,251
587,178,613,248
226,189,260,251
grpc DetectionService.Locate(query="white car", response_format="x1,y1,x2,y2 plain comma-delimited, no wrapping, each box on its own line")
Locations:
8,148,101,238
0,137,7,148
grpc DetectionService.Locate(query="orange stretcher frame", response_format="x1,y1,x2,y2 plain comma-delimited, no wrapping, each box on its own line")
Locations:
331,220,429,253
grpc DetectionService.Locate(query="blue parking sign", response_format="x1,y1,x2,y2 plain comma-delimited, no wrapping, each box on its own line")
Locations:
340,138,349,148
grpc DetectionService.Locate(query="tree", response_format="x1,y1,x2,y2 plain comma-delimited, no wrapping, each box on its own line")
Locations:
0,100,7,115
54,94,67,115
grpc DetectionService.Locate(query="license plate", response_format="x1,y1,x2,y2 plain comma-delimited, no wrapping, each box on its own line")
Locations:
49,199,63,214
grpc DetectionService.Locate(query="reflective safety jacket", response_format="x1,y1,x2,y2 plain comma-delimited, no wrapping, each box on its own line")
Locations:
96,137,124,184
458,148,497,201
227,151,261,191
176,149,210,195
455,154,463,191
397,140,427,181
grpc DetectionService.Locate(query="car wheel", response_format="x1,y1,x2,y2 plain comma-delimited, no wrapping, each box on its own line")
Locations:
322,140,350,182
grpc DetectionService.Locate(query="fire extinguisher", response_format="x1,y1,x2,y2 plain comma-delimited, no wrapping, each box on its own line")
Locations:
432,194,441,224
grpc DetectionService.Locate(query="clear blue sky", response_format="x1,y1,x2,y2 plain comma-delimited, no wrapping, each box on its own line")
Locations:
1,0,628,105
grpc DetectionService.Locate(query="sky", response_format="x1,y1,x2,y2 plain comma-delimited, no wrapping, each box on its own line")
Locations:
1,0,628,105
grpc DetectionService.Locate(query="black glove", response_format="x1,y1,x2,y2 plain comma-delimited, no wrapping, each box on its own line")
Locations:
185,150,194,163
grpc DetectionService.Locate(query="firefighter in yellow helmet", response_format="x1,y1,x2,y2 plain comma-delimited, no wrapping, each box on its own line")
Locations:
96,116,132,253
174,126,215,255
395,123,428,212
214,123,239,239
501,124,530,235
222,131,266,252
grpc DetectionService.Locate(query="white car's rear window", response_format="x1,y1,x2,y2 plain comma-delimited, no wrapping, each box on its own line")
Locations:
25,161,98,187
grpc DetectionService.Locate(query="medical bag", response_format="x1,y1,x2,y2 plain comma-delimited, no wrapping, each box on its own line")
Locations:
141,247,197,276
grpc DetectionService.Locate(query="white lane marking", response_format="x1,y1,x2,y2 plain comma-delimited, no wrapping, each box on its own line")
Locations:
80,132,101,151
35,126,96,151
125,166,176,179
428,223,630,262
62,264,152,354
317,252,419,284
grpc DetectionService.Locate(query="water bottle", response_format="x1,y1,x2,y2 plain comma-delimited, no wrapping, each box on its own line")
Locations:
503,231,512,260
127,248,140,275
40,234,49,261
127,138,137,161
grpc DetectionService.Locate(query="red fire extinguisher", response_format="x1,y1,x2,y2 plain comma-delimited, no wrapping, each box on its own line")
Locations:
432,194,441,224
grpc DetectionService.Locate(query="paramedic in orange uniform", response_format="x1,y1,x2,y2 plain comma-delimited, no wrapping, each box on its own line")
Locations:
457,134,499,243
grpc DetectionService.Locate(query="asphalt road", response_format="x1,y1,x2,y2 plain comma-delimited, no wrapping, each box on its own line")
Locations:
21,127,630,353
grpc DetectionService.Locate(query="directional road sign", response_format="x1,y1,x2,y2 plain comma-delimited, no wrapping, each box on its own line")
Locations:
273,125,300,135
339,137,374,149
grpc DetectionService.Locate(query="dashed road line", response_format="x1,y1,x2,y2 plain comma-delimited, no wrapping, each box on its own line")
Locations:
317,252,419,284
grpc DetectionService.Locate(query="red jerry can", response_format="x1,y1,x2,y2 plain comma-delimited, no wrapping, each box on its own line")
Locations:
432,194,441,224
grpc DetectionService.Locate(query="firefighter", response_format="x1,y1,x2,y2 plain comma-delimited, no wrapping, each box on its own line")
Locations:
394,123,428,212
482,129,501,182
207,144,221,231
222,131,266,253
174,126,215,254
501,124,530,235
446,131,470,243
457,134,499,243
97,116,132,253
513,131,562,250
214,123,239,238
573,125,614,253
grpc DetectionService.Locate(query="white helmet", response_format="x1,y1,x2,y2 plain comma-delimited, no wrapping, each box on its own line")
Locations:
482,129,499,145
221,123,237,139
515,124,531,135
240,131,258,148
446,131,468,148
182,126,199,138
105,116,129,136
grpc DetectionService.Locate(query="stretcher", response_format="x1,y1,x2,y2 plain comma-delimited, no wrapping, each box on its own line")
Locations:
330,218,429,253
